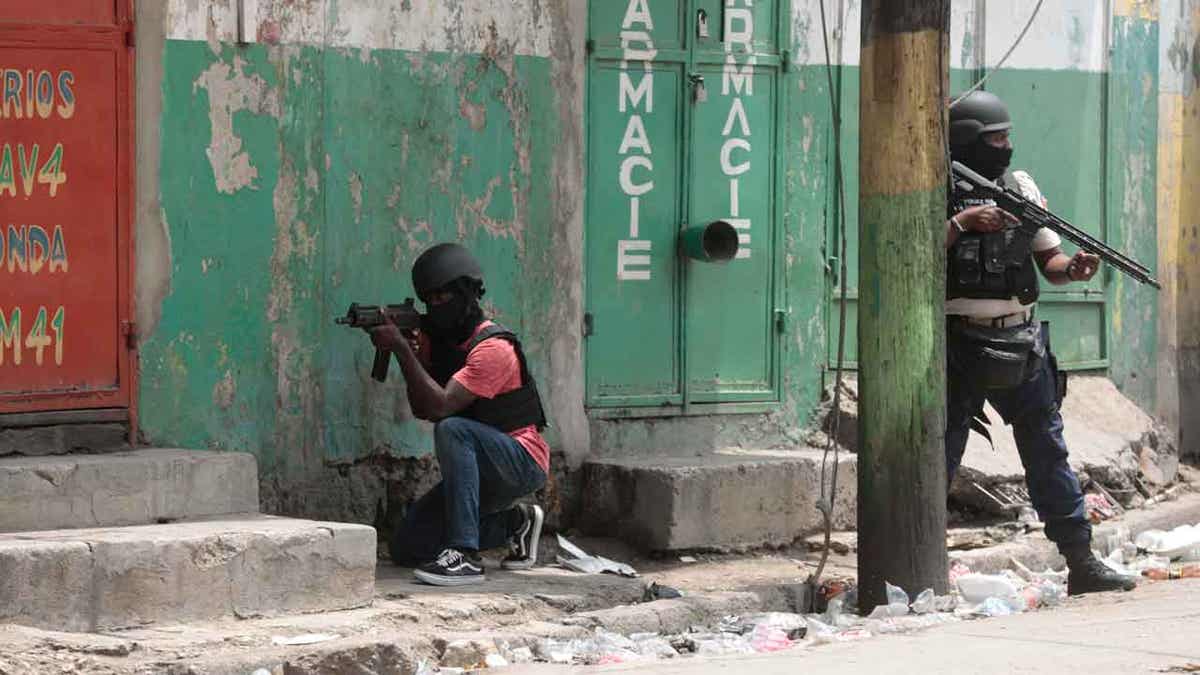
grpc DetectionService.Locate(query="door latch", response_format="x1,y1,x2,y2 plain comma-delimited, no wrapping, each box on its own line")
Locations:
697,9,710,38
689,73,707,104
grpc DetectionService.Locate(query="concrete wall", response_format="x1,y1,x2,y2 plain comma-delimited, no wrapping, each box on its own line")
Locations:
129,0,1184,534
1156,0,1200,458
134,0,587,524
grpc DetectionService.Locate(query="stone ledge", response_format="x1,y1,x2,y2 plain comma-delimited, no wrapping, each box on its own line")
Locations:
0,515,377,631
0,449,260,532
581,449,856,552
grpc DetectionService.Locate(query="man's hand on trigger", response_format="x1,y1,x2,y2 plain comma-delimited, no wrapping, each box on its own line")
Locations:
369,320,406,353
957,204,1019,233
1067,251,1100,281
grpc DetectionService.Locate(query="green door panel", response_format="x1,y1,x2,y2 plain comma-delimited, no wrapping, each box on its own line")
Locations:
685,62,779,400
588,0,686,54
584,56,687,405
585,0,785,410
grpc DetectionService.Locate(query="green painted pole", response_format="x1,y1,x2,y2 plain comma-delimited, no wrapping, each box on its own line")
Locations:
856,0,951,612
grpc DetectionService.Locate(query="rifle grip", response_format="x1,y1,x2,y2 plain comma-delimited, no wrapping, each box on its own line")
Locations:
371,348,390,382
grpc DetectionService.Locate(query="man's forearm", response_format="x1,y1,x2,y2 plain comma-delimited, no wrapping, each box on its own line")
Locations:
1041,252,1073,285
393,345,452,419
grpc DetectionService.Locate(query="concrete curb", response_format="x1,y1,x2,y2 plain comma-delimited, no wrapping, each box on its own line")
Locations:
952,490,1200,574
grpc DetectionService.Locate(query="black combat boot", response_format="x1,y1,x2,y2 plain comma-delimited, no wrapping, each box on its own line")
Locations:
1062,544,1137,596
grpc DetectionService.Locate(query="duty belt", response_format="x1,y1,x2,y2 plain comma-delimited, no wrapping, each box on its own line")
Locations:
951,311,1033,329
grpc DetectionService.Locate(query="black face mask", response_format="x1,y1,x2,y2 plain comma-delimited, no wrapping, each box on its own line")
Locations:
967,141,1014,180
424,292,479,344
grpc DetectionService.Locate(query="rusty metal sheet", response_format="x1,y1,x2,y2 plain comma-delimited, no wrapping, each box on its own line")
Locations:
0,2,117,26
0,2,133,415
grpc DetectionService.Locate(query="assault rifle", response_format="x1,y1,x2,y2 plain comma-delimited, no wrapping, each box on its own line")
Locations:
335,300,423,382
951,161,1161,290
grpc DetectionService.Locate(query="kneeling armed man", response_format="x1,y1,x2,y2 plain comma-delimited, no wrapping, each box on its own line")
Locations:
945,91,1136,596
369,243,549,586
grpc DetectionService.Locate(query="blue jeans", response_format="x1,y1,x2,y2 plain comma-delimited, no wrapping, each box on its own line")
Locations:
945,322,1091,549
390,416,547,566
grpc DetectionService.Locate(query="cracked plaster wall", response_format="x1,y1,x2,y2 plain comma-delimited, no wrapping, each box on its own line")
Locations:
1156,0,1200,458
135,0,588,526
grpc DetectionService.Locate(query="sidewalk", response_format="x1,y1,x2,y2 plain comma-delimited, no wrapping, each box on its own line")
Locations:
1,491,1197,674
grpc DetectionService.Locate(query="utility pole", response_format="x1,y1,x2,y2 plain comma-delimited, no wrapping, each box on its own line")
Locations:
856,0,951,611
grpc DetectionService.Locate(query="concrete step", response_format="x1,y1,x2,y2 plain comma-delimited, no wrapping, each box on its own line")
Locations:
0,515,376,632
581,449,857,552
0,449,259,532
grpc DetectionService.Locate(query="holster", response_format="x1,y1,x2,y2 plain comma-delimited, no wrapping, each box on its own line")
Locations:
949,320,1044,390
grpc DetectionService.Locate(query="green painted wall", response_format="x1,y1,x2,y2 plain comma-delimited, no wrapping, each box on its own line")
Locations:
1108,13,1161,408
141,40,561,495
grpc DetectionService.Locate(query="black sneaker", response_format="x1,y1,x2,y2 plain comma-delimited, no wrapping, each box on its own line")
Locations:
413,548,485,586
501,504,544,571
1067,555,1137,596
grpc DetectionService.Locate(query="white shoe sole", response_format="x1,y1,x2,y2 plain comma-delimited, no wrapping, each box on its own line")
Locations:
502,504,544,571
413,568,486,586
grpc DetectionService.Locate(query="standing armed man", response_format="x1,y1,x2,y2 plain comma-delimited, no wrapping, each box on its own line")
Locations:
368,243,549,586
944,91,1135,596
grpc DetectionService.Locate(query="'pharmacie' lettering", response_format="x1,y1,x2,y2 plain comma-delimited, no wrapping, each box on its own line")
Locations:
616,0,656,281
721,1,755,259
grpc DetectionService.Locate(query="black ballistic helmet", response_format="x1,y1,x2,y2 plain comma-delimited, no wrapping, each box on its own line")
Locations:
411,243,484,301
949,91,1012,148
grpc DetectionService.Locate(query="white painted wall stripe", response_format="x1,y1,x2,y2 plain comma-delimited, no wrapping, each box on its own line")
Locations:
790,0,1109,73
166,0,555,58
984,0,1108,73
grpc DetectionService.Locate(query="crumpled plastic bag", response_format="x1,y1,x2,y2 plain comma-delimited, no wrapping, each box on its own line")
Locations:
971,596,1016,617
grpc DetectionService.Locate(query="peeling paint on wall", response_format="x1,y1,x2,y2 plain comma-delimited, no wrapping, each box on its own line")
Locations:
193,58,280,193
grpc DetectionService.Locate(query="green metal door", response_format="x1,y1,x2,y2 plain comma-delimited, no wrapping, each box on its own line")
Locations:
684,0,784,402
585,0,787,411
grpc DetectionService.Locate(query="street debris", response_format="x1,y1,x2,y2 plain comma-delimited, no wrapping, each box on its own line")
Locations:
555,534,639,578
269,633,339,646
1086,492,1119,523
642,581,684,601
414,526,1200,671
1100,523,1200,580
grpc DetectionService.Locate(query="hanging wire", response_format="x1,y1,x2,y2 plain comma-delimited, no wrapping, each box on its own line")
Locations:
809,0,849,592
949,0,1045,107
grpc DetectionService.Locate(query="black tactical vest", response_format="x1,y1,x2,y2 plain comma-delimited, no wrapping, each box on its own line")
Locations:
429,323,548,433
946,171,1040,305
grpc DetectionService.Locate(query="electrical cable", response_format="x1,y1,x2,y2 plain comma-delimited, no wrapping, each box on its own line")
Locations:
950,0,1045,107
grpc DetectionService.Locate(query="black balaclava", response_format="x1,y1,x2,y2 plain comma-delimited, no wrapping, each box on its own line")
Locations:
424,278,484,346
963,139,1014,181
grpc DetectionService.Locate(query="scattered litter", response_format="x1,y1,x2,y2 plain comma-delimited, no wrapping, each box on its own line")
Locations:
643,581,683,601
679,555,698,563
1085,492,1117,523
867,602,908,619
748,625,794,652
1136,525,1200,561
555,534,638,577
910,588,936,614
955,573,1021,608
885,581,910,606
948,560,972,586
971,597,1016,617
720,612,808,640
270,633,339,646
